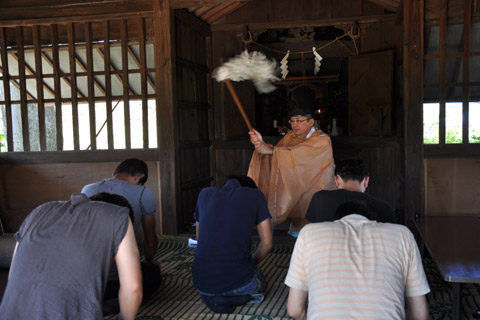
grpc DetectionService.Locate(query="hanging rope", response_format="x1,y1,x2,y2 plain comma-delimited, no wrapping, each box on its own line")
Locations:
240,28,360,56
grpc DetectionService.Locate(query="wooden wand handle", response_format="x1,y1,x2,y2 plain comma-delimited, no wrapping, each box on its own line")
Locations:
224,78,253,131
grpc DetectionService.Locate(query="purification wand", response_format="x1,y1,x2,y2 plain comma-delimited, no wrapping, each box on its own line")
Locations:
213,50,279,131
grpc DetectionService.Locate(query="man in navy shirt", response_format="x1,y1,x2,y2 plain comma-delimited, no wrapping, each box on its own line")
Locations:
192,175,272,313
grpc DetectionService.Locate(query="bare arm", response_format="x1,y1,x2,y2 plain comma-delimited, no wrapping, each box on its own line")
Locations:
141,215,158,262
195,221,199,240
287,287,308,320
116,219,143,320
252,218,273,264
406,295,429,320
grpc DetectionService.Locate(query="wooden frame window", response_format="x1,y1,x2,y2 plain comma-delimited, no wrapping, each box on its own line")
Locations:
0,18,156,152
423,0,480,148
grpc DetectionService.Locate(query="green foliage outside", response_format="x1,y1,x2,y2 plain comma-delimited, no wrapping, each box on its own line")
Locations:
446,128,462,144
424,122,440,144
424,121,480,144
0,133,4,152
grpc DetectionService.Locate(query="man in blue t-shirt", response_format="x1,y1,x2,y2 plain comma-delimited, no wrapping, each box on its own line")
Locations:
81,158,157,258
192,175,273,313
81,158,161,314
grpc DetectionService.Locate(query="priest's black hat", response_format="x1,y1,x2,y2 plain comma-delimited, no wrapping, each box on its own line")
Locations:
289,86,316,117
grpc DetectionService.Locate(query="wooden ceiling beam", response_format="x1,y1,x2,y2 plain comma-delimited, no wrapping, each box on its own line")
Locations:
171,0,253,9
40,51,105,97
4,77,36,101
0,12,153,28
366,0,399,12
190,6,212,16
211,13,396,31
127,46,155,91
95,47,134,95
0,1,153,26
202,2,233,21
206,2,246,24
9,52,56,99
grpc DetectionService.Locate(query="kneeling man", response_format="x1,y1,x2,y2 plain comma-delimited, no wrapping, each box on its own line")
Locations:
192,175,273,313
286,201,430,320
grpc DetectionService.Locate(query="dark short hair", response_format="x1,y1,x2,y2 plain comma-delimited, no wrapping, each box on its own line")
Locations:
227,175,257,189
334,158,368,183
113,158,148,185
89,192,135,225
334,200,377,221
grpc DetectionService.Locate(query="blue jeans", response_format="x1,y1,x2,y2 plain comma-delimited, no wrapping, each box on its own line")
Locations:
198,266,266,313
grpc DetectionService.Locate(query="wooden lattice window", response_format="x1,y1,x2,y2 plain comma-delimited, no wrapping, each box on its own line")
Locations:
423,0,480,146
0,18,156,152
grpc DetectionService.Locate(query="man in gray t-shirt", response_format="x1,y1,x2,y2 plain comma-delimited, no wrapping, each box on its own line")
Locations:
0,194,142,319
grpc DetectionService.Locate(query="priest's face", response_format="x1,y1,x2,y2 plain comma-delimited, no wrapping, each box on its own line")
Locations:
289,116,314,138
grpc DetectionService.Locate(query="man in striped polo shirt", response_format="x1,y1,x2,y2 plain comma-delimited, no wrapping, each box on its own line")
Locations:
285,201,430,320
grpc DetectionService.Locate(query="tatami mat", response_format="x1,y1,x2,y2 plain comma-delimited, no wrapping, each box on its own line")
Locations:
100,235,479,320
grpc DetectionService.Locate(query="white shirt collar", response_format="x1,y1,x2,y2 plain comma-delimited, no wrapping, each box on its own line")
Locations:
299,126,316,139
340,214,370,221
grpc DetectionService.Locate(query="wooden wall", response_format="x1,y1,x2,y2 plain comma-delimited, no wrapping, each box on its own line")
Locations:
0,156,161,233
332,137,402,210
174,10,213,231
425,157,480,216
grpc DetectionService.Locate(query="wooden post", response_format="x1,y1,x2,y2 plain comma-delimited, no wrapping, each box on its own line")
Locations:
15,26,30,152
50,24,62,151
67,23,80,151
154,0,178,235
121,19,131,149
439,0,446,145
33,25,46,151
104,21,114,150
403,0,424,226
0,28,13,151
462,0,471,144
85,21,96,150
139,17,149,149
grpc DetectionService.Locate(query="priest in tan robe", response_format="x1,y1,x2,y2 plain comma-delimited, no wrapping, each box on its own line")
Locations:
248,86,335,235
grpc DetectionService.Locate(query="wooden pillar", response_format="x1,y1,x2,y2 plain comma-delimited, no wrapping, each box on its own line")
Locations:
403,0,424,225
154,0,178,235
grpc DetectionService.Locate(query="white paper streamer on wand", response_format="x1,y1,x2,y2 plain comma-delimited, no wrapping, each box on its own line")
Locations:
313,47,323,75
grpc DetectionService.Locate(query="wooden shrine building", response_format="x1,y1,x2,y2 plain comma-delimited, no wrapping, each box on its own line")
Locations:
0,0,479,236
